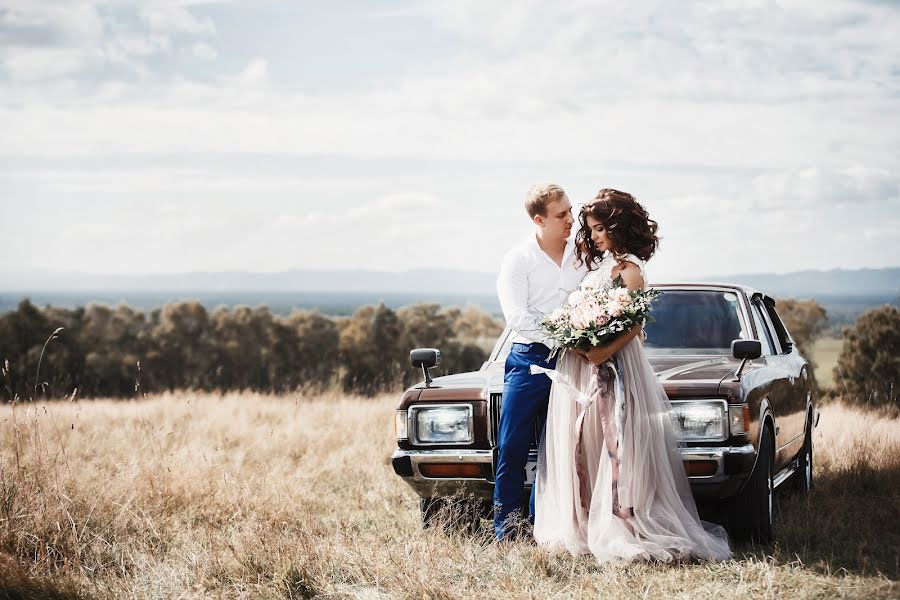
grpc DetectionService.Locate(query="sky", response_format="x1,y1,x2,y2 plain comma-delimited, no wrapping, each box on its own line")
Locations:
1,0,898,282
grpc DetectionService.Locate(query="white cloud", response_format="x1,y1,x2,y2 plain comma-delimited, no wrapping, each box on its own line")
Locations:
3,166,392,195
1,1,897,169
235,57,267,86
751,167,900,209
0,1,105,42
0,0,223,81
191,41,217,59
0,0,897,277
138,4,215,35
864,220,900,241
3,46,89,80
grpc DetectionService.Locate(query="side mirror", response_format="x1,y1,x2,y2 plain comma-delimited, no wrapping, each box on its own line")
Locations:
731,339,761,381
732,339,761,360
410,348,441,387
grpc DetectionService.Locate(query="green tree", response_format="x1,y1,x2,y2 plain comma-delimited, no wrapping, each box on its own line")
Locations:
445,306,504,349
338,304,406,395
286,310,340,390
397,303,500,381
775,298,828,367
146,301,214,392
0,299,55,399
208,305,280,392
80,303,146,396
834,305,899,407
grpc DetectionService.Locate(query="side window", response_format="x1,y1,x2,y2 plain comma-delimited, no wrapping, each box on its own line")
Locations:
762,298,793,354
749,301,775,356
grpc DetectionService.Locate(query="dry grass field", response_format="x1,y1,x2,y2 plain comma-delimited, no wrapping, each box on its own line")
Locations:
812,337,844,389
1,392,898,599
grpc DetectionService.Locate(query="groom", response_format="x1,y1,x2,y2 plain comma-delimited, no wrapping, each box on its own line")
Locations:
494,183,586,540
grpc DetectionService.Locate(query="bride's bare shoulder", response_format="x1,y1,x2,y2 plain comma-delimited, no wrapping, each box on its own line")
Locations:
613,260,644,291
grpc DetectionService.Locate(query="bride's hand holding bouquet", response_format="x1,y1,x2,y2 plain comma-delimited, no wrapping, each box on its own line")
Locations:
541,276,659,365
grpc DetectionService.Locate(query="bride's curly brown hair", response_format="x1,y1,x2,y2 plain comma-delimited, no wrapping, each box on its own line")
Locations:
575,188,660,270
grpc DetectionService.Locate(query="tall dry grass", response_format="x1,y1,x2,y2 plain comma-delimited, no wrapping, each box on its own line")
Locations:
0,393,897,599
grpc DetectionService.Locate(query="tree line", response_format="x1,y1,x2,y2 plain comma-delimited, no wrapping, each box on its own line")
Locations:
1,297,895,408
0,299,504,400
777,298,899,408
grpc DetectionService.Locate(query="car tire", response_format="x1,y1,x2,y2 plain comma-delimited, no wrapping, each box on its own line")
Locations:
730,424,776,544
420,497,488,534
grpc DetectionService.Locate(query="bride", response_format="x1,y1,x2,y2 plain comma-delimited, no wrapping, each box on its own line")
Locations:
533,188,732,563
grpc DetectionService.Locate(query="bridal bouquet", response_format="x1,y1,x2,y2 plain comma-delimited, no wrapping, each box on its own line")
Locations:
541,276,660,353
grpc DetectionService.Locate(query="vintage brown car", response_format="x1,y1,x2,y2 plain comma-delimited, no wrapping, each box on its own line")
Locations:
391,283,818,542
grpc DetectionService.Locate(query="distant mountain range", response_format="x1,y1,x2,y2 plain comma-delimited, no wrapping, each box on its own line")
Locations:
704,267,900,298
2,267,896,324
3,266,898,298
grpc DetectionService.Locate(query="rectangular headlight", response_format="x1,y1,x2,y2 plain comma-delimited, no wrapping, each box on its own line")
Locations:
395,410,408,441
671,401,727,441
413,405,473,444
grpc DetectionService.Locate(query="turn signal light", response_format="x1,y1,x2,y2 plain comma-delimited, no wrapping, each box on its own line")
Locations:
684,460,718,477
395,410,408,441
419,463,483,478
728,404,750,435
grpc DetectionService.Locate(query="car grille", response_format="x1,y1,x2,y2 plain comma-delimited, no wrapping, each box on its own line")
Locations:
488,392,502,447
487,392,540,449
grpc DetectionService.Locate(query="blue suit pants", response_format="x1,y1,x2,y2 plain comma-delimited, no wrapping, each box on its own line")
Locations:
493,342,556,539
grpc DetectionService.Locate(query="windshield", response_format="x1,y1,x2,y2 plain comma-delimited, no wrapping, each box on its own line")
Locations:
643,289,748,355
487,288,750,363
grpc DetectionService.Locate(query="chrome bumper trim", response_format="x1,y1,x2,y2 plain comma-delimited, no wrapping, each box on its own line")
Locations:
393,443,756,494
392,449,495,499
680,443,755,482
394,448,492,473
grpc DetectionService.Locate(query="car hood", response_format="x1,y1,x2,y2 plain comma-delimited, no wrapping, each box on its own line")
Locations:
403,354,748,406
648,355,737,381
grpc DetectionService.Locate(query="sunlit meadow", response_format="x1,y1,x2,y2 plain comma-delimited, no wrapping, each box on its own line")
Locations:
0,390,897,599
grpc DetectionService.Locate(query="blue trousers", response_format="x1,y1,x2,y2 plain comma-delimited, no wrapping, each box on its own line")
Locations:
493,342,556,539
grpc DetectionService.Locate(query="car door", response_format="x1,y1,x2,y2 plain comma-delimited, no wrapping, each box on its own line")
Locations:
757,295,810,468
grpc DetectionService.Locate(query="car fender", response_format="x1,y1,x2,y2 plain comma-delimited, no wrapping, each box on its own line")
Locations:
738,397,774,494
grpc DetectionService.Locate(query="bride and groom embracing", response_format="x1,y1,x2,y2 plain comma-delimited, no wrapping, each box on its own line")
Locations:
494,184,731,563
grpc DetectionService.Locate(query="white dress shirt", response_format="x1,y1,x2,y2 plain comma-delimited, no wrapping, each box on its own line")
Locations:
497,235,587,347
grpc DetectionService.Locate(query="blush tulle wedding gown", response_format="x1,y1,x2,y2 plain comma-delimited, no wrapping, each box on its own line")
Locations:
533,254,732,563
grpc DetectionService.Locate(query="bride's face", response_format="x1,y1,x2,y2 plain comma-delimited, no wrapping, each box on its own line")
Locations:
586,215,614,252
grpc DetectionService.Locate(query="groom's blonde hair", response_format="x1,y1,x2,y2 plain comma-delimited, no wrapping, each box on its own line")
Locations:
525,183,566,218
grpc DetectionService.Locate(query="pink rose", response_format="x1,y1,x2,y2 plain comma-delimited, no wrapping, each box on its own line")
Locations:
605,300,624,317
569,305,591,329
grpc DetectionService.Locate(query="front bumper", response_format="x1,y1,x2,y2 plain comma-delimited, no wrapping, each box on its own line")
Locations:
391,443,756,500
391,448,513,499
681,443,756,498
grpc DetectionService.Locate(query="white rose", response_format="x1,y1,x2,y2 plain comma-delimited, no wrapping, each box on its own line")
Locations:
568,290,586,305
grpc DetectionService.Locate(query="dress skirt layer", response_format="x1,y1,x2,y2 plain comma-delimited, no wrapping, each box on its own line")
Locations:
533,337,731,563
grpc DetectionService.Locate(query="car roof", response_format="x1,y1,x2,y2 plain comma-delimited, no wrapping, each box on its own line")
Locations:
651,282,764,298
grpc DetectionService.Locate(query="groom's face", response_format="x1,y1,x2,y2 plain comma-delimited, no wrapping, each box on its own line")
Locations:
536,195,574,241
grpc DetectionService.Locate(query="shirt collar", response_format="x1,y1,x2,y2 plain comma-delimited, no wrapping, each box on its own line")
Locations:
529,234,577,265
